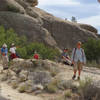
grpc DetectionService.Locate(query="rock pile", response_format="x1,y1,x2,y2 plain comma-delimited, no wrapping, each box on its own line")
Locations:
0,58,60,93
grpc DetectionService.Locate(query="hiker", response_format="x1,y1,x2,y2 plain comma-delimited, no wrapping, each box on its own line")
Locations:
61,48,73,66
9,43,18,60
71,41,86,80
33,51,39,60
1,43,9,70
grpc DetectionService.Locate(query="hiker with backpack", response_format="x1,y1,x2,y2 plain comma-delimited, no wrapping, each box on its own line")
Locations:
71,41,86,80
61,48,73,66
1,43,9,70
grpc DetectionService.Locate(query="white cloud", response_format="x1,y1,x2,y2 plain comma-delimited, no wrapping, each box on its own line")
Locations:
37,0,100,33
79,15,100,27
79,15,100,32
38,0,80,6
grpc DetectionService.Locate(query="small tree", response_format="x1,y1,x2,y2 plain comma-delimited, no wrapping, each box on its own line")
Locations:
71,16,77,23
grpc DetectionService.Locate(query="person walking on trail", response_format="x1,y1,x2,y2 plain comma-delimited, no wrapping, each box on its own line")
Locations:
71,41,86,80
1,43,9,70
9,43,18,60
61,48,73,66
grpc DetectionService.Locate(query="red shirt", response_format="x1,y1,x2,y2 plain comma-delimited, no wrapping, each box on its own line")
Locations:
34,54,39,59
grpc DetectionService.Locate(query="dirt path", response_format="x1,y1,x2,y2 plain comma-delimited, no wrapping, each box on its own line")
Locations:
0,64,43,100
57,64,100,82
0,83,43,100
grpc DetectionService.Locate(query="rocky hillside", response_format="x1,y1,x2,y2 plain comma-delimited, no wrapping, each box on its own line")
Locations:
0,0,98,49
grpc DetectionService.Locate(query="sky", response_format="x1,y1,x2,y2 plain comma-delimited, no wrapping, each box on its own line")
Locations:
38,0,100,33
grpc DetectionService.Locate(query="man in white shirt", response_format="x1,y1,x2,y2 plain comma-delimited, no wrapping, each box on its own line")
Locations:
71,41,86,80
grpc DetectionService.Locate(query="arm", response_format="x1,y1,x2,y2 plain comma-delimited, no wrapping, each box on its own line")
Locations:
82,49,86,64
71,48,75,63
62,56,67,60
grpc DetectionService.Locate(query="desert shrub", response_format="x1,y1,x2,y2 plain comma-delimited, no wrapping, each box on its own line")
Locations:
46,83,58,93
77,77,100,100
57,80,77,91
18,85,26,93
78,77,92,90
64,90,72,98
45,79,59,93
79,83,100,100
11,82,18,89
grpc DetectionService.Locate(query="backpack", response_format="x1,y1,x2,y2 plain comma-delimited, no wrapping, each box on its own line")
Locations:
73,48,84,61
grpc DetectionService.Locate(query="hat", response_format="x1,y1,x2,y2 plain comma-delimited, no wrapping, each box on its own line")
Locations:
3,43,7,48
77,41,82,45
11,43,15,46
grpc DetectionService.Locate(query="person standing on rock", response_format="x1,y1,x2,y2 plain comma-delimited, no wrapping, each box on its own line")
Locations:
1,43,9,70
71,41,86,80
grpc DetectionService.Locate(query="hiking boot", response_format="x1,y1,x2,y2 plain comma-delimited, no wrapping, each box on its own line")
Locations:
77,76,80,80
72,75,76,80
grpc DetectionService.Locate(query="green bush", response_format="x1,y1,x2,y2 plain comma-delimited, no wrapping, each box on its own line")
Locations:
64,90,72,98
0,26,27,48
0,26,60,60
83,38,100,62
16,47,27,59
25,42,60,60
45,79,59,93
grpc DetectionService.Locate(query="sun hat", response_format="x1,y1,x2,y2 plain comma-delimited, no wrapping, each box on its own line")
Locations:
3,43,7,48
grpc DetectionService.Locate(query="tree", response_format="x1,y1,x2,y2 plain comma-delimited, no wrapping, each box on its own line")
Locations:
83,38,100,61
71,16,77,23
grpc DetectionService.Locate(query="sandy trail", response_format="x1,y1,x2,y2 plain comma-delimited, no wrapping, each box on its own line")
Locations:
0,83,43,100
0,64,43,100
57,64,100,82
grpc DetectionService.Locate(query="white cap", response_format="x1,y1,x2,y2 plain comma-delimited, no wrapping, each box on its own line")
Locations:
11,43,15,46
3,43,7,48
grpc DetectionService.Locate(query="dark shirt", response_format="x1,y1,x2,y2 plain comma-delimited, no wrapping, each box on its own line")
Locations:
62,52,68,58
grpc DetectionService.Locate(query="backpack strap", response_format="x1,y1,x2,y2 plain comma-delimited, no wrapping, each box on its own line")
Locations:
81,48,84,62
73,48,76,61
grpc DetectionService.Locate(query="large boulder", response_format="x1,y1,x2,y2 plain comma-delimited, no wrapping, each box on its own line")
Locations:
0,12,57,47
28,71,52,86
25,0,38,7
0,0,25,14
30,7,98,49
15,0,38,8
79,24,98,35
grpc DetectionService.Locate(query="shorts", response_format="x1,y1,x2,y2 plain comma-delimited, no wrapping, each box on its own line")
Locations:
74,61,83,70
